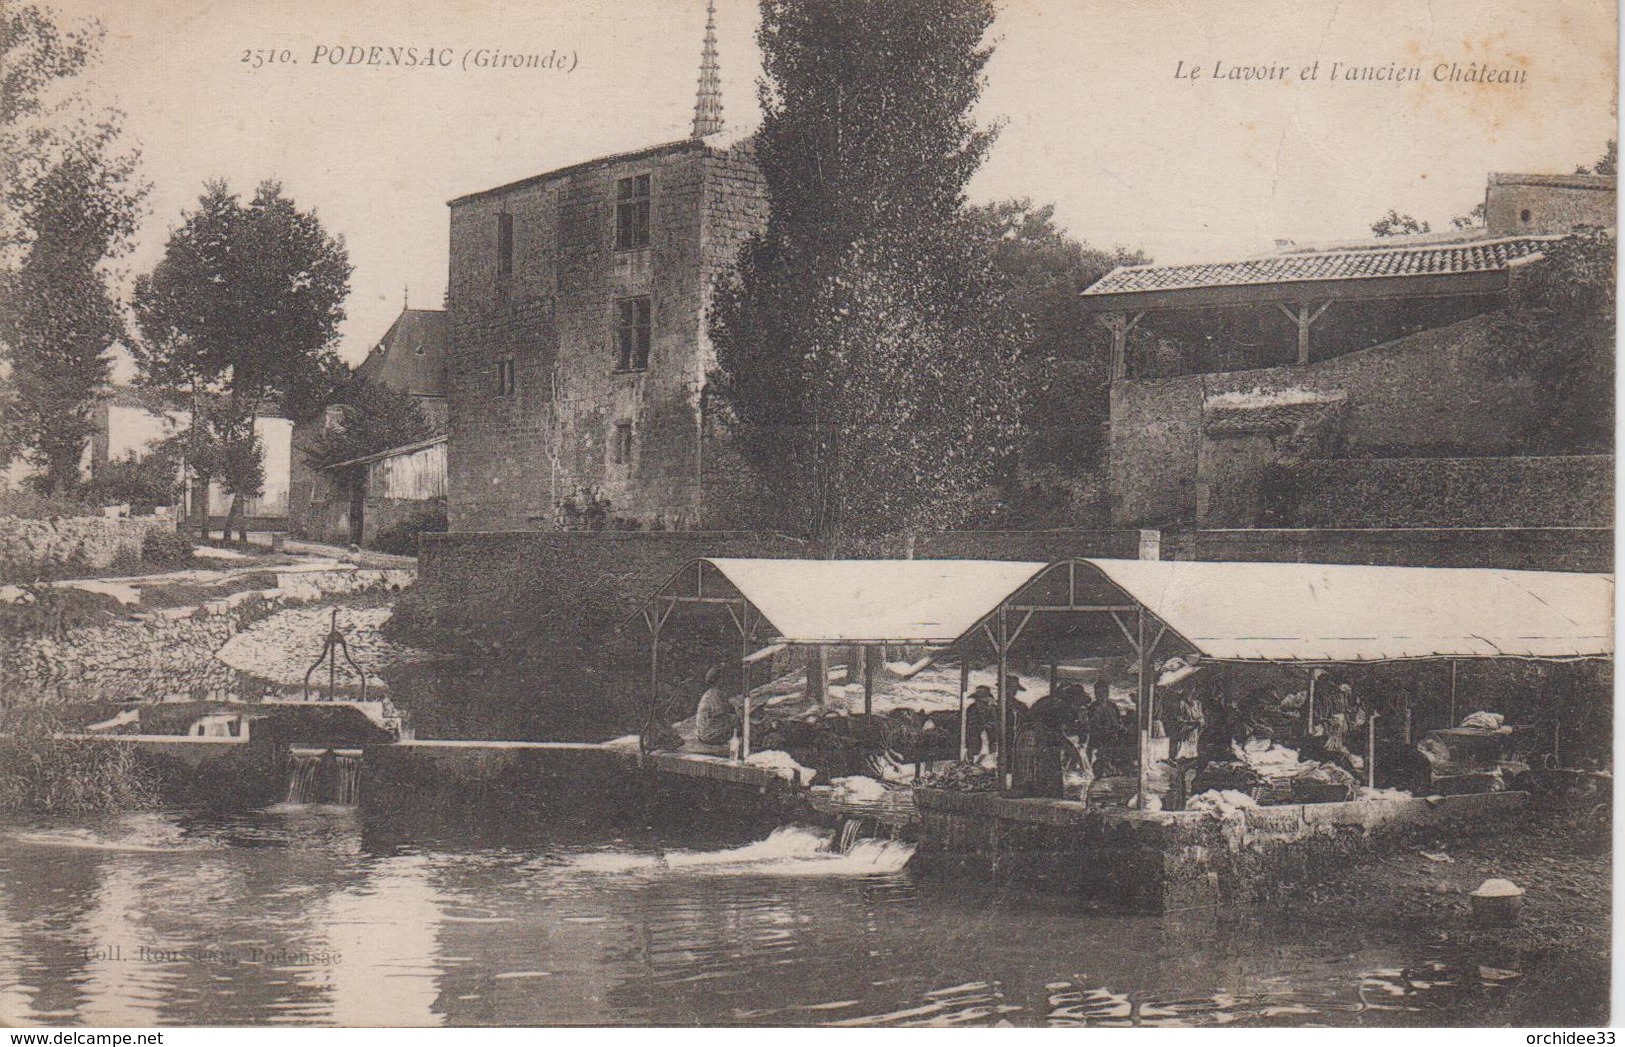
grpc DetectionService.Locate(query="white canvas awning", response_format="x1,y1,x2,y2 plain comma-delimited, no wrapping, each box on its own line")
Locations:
1068,559,1614,663
640,558,1050,644
635,557,1612,665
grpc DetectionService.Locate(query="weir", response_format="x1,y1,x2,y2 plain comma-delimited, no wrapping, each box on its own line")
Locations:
283,746,364,806
62,728,1545,910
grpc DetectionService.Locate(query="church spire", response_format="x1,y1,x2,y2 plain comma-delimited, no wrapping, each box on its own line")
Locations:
691,0,724,138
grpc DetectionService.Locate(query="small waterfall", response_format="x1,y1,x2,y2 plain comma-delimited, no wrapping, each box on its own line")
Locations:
835,817,867,854
283,747,363,807
284,750,322,804
333,751,362,806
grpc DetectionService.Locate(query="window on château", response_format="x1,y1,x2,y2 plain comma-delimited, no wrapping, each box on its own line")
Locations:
496,356,516,397
497,213,514,276
614,296,652,371
615,174,651,250
613,422,634,465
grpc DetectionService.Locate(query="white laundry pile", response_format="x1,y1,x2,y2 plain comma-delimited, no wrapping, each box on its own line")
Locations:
1187,789,1257,816
744,749,818,784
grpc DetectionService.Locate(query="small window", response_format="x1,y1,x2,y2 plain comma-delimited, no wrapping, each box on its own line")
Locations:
497,212,514,275
615,174,651,250
496,356,516,397
613,296,652,371
1520,208,1532,224
613,422,634,465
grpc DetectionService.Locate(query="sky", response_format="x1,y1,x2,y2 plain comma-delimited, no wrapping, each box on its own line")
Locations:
40,0,1621,367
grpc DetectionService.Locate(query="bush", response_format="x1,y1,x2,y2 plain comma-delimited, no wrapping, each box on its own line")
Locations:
369,501,447,556
85,451,183,514
140,527,195,568
0,710,162,814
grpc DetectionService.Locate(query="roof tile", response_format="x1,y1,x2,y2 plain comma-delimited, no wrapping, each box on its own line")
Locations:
1082,236,1557,296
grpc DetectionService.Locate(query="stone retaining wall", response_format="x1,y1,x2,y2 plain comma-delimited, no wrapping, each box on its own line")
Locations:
0,515,170,577
911,788,1530,911
1286,455,1614,528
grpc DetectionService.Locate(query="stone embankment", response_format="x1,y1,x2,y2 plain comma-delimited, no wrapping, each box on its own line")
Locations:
217,605,414,692
2,567,415,704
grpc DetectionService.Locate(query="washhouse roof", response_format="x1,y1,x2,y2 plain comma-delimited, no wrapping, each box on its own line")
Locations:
640,558,1051,645
1077,235,1564,312
635,557,1613,665
1081,236,1555,298
1036,559,1615,664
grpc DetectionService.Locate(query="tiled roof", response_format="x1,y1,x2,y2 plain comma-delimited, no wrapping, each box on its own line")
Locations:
1082,235,1557,297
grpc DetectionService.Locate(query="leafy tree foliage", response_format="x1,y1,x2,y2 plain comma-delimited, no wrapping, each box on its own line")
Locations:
133,180,351,533
300,374,432,471
85,447,182,513
0,2,101,264
1450,202,1486,231
1575,139,1616,177
0,5,145,490
967,199,1148,523
0,150,140,492
710,0,1017,543
1370,209,1430,237
1485,227,1614,452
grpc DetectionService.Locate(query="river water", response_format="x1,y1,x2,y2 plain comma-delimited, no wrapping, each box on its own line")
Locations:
0,806,1573,1027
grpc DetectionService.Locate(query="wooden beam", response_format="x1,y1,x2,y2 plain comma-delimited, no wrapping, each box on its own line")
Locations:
996,607,1010,791
740,606,753,760
1136,607,1151,810
1275,300,1332,365
958,659,971,761
863,645,875,717
1101,311,1144,381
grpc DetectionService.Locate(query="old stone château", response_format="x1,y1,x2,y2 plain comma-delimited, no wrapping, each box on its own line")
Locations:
444,2,764,531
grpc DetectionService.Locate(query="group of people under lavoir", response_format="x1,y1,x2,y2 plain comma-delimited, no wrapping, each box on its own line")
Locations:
975,670,1381,802
677,654,1396,804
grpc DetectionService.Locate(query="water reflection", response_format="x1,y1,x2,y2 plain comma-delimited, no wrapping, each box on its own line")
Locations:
0,809,1597,1027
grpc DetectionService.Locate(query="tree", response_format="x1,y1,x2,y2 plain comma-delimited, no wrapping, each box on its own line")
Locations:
1450,202,1486,231
710,0,1014,544
1575,139,1616,177
0,144,142,492
133,180,351,537
0,5,145,488
300,374,431,471
1485,226,1613,452
0,3,101,265
1370,209,1430,237
966,198,1148,523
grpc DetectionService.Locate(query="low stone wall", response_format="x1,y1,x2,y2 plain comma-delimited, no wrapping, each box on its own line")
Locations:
364,740,805,832
1,567,416,705
911,788,1530,911
0,515,170,577
1169,526,1612,573
1286,455,1614,529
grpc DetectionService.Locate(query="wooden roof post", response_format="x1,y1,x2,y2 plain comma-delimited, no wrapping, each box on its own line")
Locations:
1277,301,1332,365
1136,607,1150,810
1103,312,1145,380
996,607,1010,791
863,645,875,717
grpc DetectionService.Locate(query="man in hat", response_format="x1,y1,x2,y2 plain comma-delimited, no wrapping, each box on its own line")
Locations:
964,684,997,757
694,665,737,747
